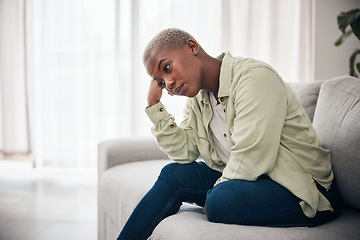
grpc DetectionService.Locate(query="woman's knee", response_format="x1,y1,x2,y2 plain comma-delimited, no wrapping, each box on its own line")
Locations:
158,162,197,187
159,162,187,178
158,163,180,184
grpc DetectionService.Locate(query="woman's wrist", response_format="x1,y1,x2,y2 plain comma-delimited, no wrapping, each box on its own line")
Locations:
147,100,160,108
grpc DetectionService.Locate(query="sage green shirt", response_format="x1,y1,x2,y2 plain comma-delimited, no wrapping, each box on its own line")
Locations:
145,52,334,218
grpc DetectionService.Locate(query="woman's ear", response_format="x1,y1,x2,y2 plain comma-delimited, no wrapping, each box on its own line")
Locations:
187,39,199,54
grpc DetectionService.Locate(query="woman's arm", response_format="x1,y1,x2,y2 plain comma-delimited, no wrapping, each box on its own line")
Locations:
146,81,200,163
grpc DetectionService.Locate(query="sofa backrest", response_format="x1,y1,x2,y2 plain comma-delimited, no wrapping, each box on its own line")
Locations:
312,76,360,210
288,80,325,122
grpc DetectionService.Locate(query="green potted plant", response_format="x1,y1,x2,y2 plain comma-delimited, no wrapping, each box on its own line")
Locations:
334,8,360,77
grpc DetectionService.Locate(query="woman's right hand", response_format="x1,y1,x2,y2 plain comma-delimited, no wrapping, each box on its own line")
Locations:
147,80,164,108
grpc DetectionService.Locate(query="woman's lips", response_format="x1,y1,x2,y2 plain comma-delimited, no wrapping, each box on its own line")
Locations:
175,84,184,95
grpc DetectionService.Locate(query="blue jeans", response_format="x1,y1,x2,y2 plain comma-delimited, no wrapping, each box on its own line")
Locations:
117,162,342,240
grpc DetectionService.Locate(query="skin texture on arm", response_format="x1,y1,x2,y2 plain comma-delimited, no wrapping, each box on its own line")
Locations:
147,80,163,108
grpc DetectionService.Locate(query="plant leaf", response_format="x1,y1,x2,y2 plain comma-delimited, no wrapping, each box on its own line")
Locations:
350,16,360,41
349,50,360,77
334,30,353,46
337,8,360,33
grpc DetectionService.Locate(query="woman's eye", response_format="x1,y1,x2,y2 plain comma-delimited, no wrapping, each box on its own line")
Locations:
163,64,170,73
158,80,165,87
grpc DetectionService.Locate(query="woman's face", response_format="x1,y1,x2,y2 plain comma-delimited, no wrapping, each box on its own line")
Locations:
145,43,202,98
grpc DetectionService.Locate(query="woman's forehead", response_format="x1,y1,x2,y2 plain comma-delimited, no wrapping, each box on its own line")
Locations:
145,46,184,74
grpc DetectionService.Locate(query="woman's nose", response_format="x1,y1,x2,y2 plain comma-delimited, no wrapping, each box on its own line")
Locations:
165,78,175,90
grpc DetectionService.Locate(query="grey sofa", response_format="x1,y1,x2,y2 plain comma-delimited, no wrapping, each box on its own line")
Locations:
98,76,360,240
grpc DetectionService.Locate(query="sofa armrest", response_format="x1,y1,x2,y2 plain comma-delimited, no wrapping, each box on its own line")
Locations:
97,137,169,180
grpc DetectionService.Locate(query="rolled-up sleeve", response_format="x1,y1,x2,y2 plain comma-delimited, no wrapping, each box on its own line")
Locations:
145,101,200,163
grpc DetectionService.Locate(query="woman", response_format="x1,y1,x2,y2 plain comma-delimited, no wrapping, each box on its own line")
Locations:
117,28,342,240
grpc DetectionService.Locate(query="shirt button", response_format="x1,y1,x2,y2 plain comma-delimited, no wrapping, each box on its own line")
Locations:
170,124,175,128
223,133,227,138
220,97,225,102
159,107,164,112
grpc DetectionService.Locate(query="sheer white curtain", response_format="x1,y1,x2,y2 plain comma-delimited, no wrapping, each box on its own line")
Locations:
2,0,312,168
0,0,29,158
25,0,121,168
222,0,313,84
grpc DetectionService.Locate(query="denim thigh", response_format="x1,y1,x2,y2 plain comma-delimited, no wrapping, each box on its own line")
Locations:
205,175,342,227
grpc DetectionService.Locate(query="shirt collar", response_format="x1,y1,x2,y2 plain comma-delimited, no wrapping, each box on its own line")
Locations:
217,52,234,98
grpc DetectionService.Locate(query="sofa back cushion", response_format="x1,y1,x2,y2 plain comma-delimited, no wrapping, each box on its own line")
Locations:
289,80,325,122
312,76,360,210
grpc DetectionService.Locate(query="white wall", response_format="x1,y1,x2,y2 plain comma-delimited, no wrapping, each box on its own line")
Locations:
314,0,360,80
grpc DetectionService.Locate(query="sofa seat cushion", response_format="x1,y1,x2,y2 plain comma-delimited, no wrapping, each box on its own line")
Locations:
100,159,360,240
151,206,360,240
312,76,360,210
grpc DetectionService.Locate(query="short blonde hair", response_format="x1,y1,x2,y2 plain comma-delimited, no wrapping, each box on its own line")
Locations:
143,28,201,64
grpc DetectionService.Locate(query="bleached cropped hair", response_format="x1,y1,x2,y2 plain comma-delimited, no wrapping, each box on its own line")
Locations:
143,28,201,64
